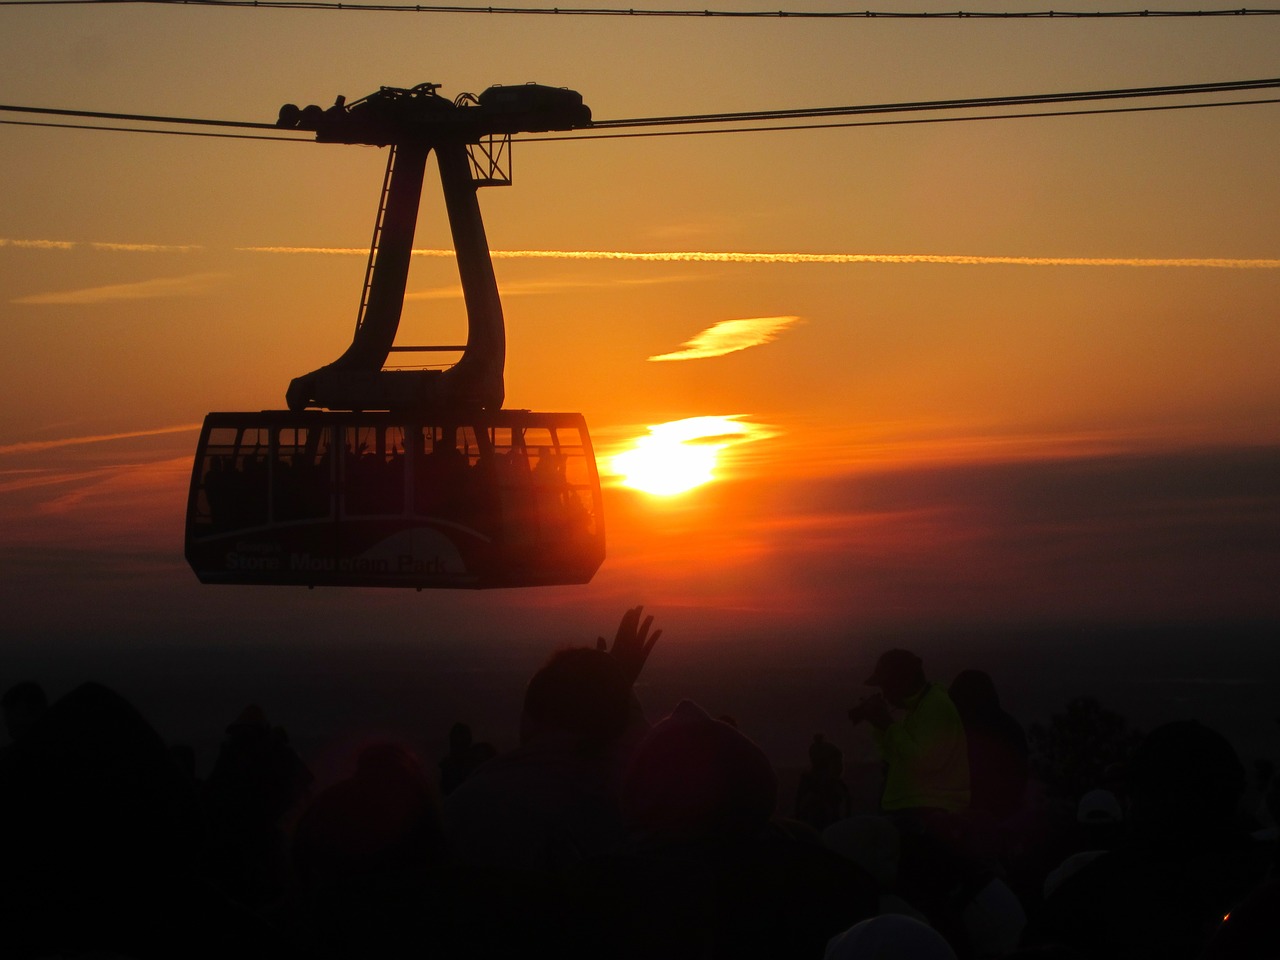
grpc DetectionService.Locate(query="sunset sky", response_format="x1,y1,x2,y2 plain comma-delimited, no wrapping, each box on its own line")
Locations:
2,2,1278,761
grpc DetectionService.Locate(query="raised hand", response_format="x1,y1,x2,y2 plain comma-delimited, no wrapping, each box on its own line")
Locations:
596,605,662,688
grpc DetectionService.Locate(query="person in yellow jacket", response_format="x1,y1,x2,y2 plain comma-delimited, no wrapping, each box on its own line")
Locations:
849,648,974,927
849,648,970,815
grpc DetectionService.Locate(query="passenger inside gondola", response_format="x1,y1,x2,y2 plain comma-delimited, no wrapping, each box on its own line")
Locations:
187,413,604,587
532,446,572,541
205,453,268,532
274,434,330,523
345,436,397,516
418,433,471,519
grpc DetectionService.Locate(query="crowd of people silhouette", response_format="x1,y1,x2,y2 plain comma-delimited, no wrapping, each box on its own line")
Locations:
1,609,1276,959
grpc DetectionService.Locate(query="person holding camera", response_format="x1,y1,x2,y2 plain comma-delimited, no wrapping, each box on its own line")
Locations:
848,649,975,937
849,648,970,817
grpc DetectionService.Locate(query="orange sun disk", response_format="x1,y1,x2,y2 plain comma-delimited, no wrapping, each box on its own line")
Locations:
610,416,768,497
612,437,718,496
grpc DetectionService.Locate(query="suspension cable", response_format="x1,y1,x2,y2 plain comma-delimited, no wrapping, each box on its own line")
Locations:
2,0,1278,15
2,77,1277,142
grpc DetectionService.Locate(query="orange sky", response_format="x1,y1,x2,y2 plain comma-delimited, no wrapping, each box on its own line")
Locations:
2,2,1280,662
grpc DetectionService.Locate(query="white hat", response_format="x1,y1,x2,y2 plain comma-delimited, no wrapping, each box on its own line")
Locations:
825,915,957,960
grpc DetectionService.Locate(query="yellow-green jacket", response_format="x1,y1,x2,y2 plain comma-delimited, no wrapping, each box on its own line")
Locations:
871,682,970,813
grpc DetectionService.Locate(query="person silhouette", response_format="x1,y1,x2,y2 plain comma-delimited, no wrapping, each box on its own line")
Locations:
442,607,661,873
438,721,496,796
1025,719,1268,959
848,649,972,932
795,733,852,831
849,649,970,817
948,669,1029,822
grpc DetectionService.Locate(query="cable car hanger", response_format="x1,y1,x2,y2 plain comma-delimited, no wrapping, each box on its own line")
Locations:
279,81,591,415
184,82,605,589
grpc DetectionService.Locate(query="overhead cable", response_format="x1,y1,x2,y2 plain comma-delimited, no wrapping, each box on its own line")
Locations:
589,77,1280,129
529,96,1280,141
3,0,1279,15
6,97,1278,143
0,102,281,130
0,118,308,141
2,77,1277,142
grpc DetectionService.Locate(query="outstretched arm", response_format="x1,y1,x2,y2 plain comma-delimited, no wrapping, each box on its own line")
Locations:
597,605,662,688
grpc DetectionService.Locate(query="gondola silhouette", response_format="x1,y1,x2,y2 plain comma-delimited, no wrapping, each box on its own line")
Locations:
185,83,604,588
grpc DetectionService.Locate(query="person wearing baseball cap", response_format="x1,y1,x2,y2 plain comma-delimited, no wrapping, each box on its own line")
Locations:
848,648,973,929
849,649,970,817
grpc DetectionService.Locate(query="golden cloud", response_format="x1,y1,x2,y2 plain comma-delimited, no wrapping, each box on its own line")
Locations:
649,315,801,362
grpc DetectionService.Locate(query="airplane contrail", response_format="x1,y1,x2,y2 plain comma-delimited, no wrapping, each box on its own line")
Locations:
89,242,204,253
1,239,201,253
237,247,1280,268
11,239,1280,269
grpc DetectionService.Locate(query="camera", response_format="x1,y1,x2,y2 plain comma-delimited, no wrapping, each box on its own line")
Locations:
847,694,880,725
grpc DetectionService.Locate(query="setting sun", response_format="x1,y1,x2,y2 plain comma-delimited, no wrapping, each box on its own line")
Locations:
610,416,768,496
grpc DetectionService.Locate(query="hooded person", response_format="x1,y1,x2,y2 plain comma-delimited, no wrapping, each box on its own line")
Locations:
948,669,1029,821
577,700,877,960
442,646,634,874
1024,720,1268,960
620,699,778,842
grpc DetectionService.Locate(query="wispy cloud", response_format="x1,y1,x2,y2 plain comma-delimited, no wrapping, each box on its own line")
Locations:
0,424,201,457
598,441,1280,627
0,465,119,496
12,273,227,305
649,315,801,362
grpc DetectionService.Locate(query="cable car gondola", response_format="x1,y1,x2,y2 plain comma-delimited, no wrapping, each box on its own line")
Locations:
184,83,603,588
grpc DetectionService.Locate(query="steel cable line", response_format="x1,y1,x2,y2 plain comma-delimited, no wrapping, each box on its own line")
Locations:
2,77,1278,140
589,77,1280,128
6,96,1278,142
0,102,282,129
527,95,1280,140
0,118,308,140
3,0,1279,15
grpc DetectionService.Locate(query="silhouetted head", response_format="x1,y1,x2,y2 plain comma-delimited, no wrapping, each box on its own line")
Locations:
357,741,429,781
1126,719,1245,838
948,669,1001,721
2,680,48,741
520,647,630,749
621,699,777,841
867,649,926,706
226,703,270,738
295,739,443,886
809,733,844,780
3,682,207,887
